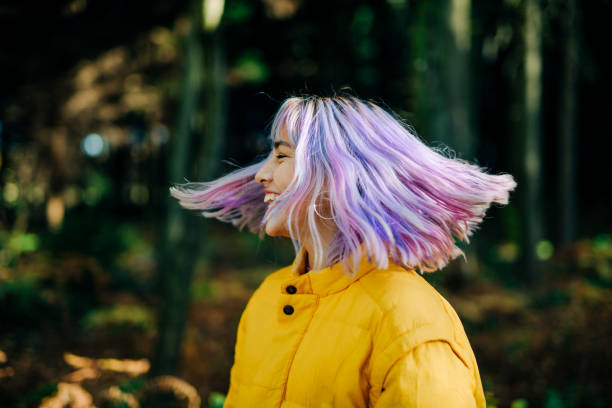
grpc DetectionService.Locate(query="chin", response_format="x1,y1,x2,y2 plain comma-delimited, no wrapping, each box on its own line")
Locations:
265,220,289,237
265,207,293,237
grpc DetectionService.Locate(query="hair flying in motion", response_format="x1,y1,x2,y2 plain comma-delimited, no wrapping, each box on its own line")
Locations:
169,93,517,276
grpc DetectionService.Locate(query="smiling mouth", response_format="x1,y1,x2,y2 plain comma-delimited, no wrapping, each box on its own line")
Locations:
264,193,279,203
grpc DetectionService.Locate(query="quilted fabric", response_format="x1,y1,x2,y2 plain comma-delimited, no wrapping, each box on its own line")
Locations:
223,245,486,407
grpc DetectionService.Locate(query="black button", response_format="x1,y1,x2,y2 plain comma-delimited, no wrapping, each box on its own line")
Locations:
283,305,294,315
286,285,297,294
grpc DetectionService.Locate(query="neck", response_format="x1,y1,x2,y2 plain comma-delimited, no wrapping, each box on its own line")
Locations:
304,251,311,273
299,201,338,272
301,231,336,272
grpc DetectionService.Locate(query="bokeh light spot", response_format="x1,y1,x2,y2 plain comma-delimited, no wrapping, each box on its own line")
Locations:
536,240,554,260
497,242,519,262
129,184,149,205
82,133,105,157
3,182,19,203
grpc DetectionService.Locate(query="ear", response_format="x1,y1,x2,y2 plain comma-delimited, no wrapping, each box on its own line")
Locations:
314,192,334,221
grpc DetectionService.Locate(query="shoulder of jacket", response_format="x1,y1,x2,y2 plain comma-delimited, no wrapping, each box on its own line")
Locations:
356,268,455,334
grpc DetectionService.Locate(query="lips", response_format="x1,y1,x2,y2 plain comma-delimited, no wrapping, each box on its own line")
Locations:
264,192,279,203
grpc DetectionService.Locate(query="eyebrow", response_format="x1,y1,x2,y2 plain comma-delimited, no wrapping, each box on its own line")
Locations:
273,140,293,150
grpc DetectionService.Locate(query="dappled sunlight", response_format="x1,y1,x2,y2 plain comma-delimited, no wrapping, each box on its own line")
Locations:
35,353,202,406
100,385,139,408
0,350,14,379
46,195,65,230
39,382,94,408
63,367,99,382
497,241,520,263
64,352,150,377
203,0,225,31
262,0,301,19
37,374,203,408
450,0,471,52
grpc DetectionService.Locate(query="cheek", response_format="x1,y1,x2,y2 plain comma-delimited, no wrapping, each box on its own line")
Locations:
275,161,295,191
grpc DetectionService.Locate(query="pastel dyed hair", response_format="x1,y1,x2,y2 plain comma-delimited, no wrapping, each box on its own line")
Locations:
170,94,516,276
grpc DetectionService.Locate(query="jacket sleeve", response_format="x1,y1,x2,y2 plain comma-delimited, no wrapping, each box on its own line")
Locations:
372,340,478,408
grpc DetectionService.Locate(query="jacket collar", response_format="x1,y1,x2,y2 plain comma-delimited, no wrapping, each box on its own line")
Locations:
287,243,396,297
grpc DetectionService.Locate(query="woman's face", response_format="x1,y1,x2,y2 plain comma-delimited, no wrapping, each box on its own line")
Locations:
254,127,296,237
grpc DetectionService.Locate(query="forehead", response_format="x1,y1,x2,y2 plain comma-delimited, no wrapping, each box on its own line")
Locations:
273,140,293,150
271,125,294,149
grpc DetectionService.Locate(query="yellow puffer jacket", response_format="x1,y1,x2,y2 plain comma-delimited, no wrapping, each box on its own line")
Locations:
224,245,486,407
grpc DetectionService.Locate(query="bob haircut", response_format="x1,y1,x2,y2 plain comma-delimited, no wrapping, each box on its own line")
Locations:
170,93,517,276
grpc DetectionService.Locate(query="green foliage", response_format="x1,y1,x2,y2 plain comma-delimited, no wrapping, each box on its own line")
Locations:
233,50,269,84
81,304,154,332
6,231,40,253
104,400,132,408
485,389,499,408
224,0,253,24
190,276,214,301
351,5,374,36
116,223,151,252
0,275,41,309
20,382,58,407
118,377,147,393
511,399,529,408
578,234,612,283
545,389,565,408
42,209,154,294
0,230,40,267
82,168,113,206
536,240,554,260
351,6,376,64
529,289,571,309
208,392,226,408
0,274,58,335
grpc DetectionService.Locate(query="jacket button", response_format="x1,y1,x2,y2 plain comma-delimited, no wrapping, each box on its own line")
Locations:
286,285,297,294
283,305,294,315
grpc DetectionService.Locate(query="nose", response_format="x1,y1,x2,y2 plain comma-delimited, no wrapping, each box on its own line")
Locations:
255,156,273,185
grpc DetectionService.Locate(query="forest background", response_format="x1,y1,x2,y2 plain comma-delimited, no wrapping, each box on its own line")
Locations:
1,0,611,407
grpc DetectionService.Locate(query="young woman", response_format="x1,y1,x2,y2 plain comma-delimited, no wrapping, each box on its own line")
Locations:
170,94,516,407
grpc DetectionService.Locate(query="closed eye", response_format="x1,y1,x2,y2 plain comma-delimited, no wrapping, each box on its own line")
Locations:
276,154,287,159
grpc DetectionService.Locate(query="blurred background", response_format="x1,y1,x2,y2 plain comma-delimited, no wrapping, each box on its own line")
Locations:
1,0,611,407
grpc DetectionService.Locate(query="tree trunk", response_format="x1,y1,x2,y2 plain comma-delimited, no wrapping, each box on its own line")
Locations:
410,0,478,280
447,0,474,160
447,0,479,279
151,0,227,376
409,0,451,146
558,0,578,248
520,0,544,282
